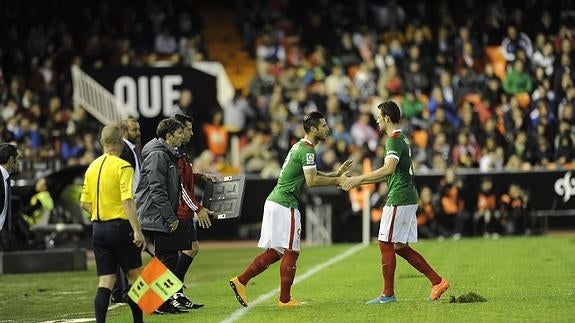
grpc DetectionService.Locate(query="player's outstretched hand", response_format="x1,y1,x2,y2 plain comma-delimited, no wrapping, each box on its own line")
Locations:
341,176,362,191
336,171,351,188
197,207,213,228
337,159,353,176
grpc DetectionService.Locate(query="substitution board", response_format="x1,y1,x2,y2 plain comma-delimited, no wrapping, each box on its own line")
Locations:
202,175,246,219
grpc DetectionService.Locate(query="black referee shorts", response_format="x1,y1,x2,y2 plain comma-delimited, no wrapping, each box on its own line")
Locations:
149,218,197,252
92,220,142,276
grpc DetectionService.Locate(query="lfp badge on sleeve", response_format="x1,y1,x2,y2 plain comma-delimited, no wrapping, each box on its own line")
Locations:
128,257,183,315
202,175,246,220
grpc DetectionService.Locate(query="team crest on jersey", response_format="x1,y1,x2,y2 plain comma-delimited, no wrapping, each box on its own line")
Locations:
305,153,315,165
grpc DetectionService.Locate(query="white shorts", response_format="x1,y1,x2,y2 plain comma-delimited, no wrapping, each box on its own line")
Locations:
258,200,301,252
378,204,418,244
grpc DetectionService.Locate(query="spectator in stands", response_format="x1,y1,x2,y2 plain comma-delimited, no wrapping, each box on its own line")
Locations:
203,111,229,158
507,131,536,168
438,70,456,108
479,136,505,172
325,65,355,101
455,42,483,75
401,91,424,119
372,0,406,30
378,64,403,96
256,32,286,64
503,60,534,95
334,31,362,69
354,62,378,99
172,89,193,117
481,64,504,105
374,43,395,75
427,131,451,167
403,61,430,95
451,130,481,168
280,65,305,101
288,88,319,116
531,41,555,77
222,90,256,137
350,113,379,151
501,25,533,63
454,26,480,59
555,120,575,167
427,86,456,122
155,25,178,56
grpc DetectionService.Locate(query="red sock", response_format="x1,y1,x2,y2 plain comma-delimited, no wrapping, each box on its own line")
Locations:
395,246,441,285
378,241,396,297
238,249,281,285
279,250,299,303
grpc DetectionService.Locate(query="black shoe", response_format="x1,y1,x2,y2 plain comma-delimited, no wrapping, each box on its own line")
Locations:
170,296,190,313
154,298,189,314
174,292,204,309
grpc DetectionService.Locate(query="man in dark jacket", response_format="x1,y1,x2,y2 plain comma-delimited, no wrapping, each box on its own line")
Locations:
135,117,187,313
111,117,142,304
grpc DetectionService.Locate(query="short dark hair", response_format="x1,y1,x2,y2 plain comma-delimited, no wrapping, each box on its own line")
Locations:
378,101,401,124
174,113,193,124
0,143,18,164
156,118,184,139
303,111,325,133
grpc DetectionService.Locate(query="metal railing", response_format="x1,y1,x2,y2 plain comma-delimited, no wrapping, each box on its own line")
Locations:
71,65,127,125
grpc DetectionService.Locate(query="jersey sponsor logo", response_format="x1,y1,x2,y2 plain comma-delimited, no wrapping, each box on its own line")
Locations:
305,153,315,165
386,150,398,156
554,171,575,202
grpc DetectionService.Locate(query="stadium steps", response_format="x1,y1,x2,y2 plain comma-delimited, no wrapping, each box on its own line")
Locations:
200,1,255,93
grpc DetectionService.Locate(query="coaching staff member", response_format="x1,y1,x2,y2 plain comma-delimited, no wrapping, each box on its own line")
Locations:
0,143,20,233
80,124,145,323
135,118,188,313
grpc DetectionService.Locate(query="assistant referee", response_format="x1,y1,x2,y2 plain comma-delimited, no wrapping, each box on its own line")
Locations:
80,124,145,323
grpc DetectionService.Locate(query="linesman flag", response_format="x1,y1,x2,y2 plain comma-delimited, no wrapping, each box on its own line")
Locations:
128,257,183,315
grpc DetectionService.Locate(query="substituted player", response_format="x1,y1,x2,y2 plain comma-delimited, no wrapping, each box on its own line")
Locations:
341,101,449,304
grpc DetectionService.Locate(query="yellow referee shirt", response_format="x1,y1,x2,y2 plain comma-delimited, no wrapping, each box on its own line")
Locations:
80,153,134,222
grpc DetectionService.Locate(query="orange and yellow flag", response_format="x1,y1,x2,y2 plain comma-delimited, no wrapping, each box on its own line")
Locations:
128,257,183,315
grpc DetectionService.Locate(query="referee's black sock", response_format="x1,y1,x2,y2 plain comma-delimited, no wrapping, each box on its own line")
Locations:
175,253,194,283
126,285,143,323
94,287,111,323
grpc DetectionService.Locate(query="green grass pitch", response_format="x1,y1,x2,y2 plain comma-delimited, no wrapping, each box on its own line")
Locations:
1,235,574,322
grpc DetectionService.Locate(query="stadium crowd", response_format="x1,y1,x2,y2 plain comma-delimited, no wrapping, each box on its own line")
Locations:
1,0,574,238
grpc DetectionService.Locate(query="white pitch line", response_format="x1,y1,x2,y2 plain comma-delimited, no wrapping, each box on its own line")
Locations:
37,303,124,323
221,243,367,323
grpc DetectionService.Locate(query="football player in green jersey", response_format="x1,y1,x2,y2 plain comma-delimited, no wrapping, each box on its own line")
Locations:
341,101,450,304
230,111,352,307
